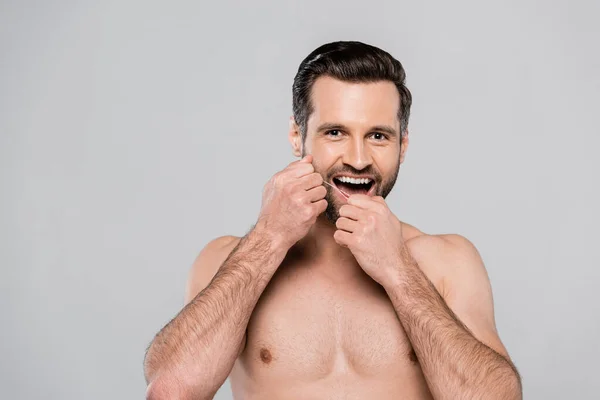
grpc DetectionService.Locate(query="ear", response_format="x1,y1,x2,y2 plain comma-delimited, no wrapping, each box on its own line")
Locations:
399,129,410,164
288,116,303,157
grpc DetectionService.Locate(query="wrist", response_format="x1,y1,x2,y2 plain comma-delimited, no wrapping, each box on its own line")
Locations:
227,222,289,284
251,219,291,255
382,247,414,291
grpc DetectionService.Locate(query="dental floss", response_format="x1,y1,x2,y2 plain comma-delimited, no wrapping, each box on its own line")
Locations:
323,180,350,199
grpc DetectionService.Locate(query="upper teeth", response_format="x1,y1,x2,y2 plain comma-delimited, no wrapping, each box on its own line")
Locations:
337,176,372,185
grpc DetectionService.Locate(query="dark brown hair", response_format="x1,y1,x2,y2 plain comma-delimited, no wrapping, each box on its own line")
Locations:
292,41,412,141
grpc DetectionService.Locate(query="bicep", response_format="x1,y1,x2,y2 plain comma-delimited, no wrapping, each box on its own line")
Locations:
184,235,248,358
441,235,510,359
184,235,241,304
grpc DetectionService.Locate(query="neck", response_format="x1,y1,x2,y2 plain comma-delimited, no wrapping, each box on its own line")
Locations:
297,214,359,268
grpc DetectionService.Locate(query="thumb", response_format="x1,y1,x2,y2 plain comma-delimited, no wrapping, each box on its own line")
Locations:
301,154,313,163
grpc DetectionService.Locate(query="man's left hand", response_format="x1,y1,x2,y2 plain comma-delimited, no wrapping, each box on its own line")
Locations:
333,194,406,285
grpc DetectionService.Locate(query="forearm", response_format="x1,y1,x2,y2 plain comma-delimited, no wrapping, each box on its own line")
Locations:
385,248,521,400
144,226,288,399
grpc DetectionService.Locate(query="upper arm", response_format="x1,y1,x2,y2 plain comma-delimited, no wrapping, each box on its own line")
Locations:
408,234,511,360
184,235,241,305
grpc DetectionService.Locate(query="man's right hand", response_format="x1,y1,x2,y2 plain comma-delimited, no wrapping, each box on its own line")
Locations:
256,154,328,248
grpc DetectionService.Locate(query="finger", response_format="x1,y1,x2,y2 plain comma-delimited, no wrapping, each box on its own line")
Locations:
287,162,315,179
338,204,363,221
333,229,353,247
288,154,313,170
336,217,358,233
299,154,313,163
372,196,386,205
312,198,328,215
290,154,312,165
306,185,327,202
347,194,386,212
297,172,323,190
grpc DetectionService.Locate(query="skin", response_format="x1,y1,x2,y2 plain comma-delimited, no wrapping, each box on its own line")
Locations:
144,76,522,400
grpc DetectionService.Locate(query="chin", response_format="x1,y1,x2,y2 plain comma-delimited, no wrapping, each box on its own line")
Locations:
324,199,342,223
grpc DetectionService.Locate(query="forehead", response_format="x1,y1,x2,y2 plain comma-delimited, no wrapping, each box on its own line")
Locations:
307,76,400,131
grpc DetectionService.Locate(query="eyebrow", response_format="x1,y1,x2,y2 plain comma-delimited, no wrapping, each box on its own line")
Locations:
316,122,398,137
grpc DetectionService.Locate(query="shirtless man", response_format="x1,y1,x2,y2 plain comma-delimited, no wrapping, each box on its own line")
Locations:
143,41,522,400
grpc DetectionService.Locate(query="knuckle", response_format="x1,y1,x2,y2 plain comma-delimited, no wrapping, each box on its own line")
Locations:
299,164,313,176
302,206,313,220
294,193,305,206
273,173,286,187
355,233,365,245
287,181,299,194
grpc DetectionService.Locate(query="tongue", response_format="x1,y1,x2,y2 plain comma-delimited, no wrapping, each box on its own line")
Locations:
336,181,370,195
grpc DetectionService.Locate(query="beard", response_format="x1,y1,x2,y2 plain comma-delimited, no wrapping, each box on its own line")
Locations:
322,161,400,223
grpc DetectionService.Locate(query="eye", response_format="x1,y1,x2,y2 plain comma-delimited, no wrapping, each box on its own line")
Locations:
326,129,342,137
371,132,387,141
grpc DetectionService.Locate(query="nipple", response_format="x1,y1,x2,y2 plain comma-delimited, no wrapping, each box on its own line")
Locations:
259,348,272,364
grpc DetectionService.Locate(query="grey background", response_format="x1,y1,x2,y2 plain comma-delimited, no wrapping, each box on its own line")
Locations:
1,0,598,399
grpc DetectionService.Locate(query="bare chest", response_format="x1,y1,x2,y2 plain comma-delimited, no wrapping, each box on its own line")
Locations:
236,264,421,382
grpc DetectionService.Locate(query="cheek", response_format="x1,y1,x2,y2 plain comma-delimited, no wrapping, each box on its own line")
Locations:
382,159,400,177
375,146,401,169
308,141,341,170
309,138,339,159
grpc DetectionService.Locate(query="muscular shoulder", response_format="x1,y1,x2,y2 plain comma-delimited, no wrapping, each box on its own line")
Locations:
200,235,241,257
405,233,487,300
406,233,481,262
184,235,241,304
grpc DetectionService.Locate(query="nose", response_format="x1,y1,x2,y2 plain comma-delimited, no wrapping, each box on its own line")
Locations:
342,137,372,171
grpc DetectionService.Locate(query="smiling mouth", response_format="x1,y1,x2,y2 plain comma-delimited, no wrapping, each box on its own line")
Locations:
332,177,375,196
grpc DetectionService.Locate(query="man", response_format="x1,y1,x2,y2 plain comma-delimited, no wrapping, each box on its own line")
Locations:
143,41,522,400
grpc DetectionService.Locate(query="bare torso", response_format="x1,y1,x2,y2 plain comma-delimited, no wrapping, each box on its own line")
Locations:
229,224,435,399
